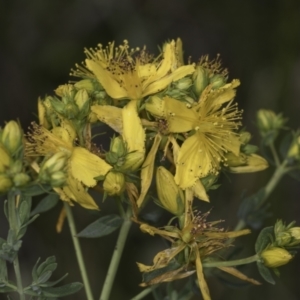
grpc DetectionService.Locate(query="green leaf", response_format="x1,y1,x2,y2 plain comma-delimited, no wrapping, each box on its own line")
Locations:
279,132,293,159
30,194,59,217
0,285,17,293
22,184,52,197
39,273,68,288
19,200,30,225
37,257,56,278
255,226,274,253
77,215,123,238
37,270,53,284
0,257,7,282
41,282,83,297
32,258,41,282
257,262,275,285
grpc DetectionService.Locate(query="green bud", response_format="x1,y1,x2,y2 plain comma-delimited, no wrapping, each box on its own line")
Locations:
120,151,144,172
275,232,292,247
110,136,126,156
1,121,23,155
261,247,293,268
156,166,184,215
209,74,227,89
13,173,30,187
192,66,209,96
64,102,79,119
75,89,90,111
103,171,125,196
287,134,300,161
239,131,252,144
74,79,95,92
50,171,67,187
256,110,287,141
50,98,65,115
55,84,76,99
0,146,11,172
224,152,247,167
9,160,23,175
174,77,192,90
41,152,68,174
0,174,13,193
145,96,165,118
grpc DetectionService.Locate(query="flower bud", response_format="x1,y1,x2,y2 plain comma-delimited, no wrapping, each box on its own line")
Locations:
192,66,209,96
55,84,76,98
256,110,286,139
110,136,126,156
209,74,227,89
50,171,67,187
0,146,11,172
0,174,13,193
239,131,252,144
74,79,95,92
275,232,292,247
103,171,125,196
13,173,30,187
1,121,23,155
75,89,90,111
156,166,184,215
287,134,300,161
64,102,79,119
40,152,68,174
227,154,268,173
224,152,247,167
145,96,165,118
261,247,293,268
174,77,192,90
120,151,144,172
9,160,23,175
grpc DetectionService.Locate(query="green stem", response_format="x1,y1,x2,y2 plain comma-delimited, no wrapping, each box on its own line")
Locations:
270,142,281,167
7,193,25,300
64,203,94,300
130,285,159,300
202,254,259,268
99,206,132,300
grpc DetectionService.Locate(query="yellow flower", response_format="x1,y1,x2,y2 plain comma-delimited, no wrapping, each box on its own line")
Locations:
26,123,112,209
74,40,195,100
165,79,242,188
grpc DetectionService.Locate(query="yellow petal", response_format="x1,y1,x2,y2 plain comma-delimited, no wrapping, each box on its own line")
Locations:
218,266,261,285
164,96,196,132
70,147,112,187
192,180,209,202
122,100,145,153
91,105,123,133
137,133,162,207
85,59,128,99
175,134,212,189
195,246,211,300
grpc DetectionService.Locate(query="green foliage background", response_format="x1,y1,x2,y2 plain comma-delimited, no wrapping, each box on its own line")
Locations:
0,0,300,299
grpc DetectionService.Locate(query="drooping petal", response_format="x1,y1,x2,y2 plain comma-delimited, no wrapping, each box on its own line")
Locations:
91,105,123,133
70,147,112,187
122,100,145,153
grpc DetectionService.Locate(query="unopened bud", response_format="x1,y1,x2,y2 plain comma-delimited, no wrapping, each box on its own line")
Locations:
55,84,76,98
145,96,165,118
287,134,300,161
156,166,184,215
0,146,11,172
1,121,23,155
41,152,68,174
224,152,247,167
13,173,30,187
103,171,125,196
121,151,144,172
192,66,209,96
75,89,90,111
110,136,126,156
74,79,95,92
0,174,13,193
227,154,268,173
209,74,227,89
239,131,252,144
174,77,192,90
50,171,67,187
261,247,292,268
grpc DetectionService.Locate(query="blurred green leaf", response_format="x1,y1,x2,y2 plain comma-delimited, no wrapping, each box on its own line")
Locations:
257,262,275,285
255,226,274,253
22,184,52,197
30,194,59,217
77,215,122,238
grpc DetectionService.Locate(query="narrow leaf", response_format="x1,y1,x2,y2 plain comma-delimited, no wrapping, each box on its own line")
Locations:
257,262,275,285
255,226,274,254
77,215,122,238
41,282,83,297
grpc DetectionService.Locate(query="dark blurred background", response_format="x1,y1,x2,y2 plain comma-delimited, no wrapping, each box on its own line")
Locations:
1,0,300,299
